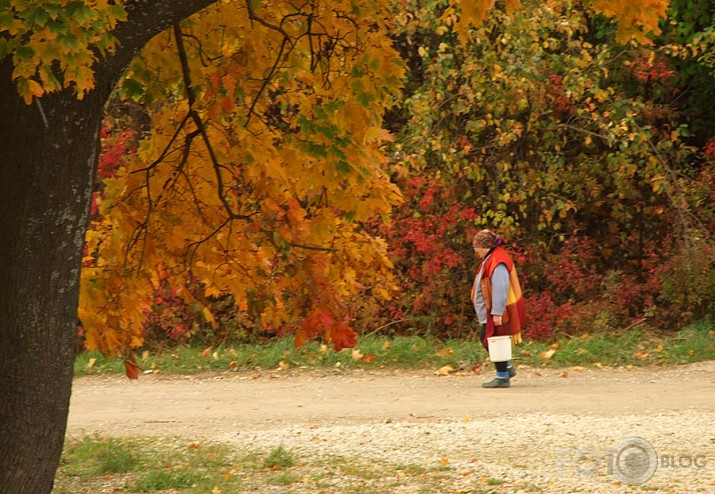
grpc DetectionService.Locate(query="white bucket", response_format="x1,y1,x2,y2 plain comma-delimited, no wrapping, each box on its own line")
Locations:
487,335,512,362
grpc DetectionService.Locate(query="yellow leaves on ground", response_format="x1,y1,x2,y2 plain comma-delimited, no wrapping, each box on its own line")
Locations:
540,349,556,362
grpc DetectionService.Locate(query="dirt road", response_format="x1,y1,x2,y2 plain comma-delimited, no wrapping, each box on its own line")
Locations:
67,362,715,492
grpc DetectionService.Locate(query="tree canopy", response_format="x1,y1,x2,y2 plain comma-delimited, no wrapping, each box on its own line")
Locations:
78,0,404,354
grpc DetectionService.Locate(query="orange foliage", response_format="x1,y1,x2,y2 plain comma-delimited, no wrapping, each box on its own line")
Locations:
79,0,403,356
444,0,668,44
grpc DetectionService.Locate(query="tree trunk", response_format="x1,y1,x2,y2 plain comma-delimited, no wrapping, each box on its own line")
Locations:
0,60,103,492
0,2,218,491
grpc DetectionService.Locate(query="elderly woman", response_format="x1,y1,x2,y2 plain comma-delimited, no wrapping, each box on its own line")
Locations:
471,229,526,388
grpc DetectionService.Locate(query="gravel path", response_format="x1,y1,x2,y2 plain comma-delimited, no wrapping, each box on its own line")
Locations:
68,361,715,492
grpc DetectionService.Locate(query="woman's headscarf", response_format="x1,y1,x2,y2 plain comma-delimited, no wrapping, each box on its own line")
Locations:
472,229,505,249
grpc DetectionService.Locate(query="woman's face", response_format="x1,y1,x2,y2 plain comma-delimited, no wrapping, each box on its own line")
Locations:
473,245,490,260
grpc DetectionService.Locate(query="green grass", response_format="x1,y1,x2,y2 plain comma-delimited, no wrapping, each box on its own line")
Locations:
74,321,714,377
262,445,295,469
132,468,209,491
56,437,406,493
57,436,254,493
56,436,542,493
61,436,139,476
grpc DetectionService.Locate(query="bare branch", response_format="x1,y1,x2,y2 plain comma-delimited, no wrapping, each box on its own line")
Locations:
130,113,191,175
288,242,339,252
174,23,252,221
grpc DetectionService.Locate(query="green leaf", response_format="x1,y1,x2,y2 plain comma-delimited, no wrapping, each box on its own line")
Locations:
305,142,327,157
0,11,15,30
120,78,146,100
15,45,35,59
28,8,49,27
335,160,351,174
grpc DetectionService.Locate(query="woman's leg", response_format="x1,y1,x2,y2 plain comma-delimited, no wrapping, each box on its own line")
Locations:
481,324,511,387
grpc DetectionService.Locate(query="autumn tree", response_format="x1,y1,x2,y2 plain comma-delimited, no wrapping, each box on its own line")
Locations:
78,2,405,358
0,1,673,492
0,3,225,491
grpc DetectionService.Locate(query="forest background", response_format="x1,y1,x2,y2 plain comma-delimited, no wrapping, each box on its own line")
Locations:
81,0,715,358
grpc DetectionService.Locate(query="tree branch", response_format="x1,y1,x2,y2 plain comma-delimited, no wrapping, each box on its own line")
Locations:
97,0,220,96
174,23,252,221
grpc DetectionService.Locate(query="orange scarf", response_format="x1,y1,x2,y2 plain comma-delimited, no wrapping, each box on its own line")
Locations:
471,247,526,345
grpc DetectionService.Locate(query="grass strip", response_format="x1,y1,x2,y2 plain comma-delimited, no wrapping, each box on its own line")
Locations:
74,321,714,377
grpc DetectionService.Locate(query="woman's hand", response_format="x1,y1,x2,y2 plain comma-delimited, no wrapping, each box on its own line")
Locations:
492,315,503,326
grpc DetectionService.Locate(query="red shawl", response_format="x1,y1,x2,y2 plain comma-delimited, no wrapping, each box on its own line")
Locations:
471,247,526,345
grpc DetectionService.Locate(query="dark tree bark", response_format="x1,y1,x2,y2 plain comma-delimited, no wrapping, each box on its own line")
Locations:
0,1,216,491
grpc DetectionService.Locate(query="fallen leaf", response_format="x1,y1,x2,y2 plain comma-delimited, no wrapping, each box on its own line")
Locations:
568,366,586,371
533,370,542,377
519,349,532,357
382,340,392,350
278,360,290,371
634,352,650,360
550,342,559,349
472,363,482,374
434,365,453,376
352,348,364,360
540,349,556,362
87,357,96,369
124,354,139,380
228,360,238,370
439,457,450,466
362,353,377,363
559,371,569,378
320,344,328,354
201,346,213,358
